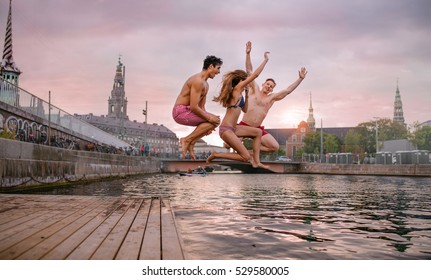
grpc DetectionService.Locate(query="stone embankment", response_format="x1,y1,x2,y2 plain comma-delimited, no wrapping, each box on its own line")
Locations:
299,162,431,177
0,138,160,190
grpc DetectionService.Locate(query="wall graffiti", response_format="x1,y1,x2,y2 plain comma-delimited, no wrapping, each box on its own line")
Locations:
0,113,4,133
0,110,135,154
3,114,49,144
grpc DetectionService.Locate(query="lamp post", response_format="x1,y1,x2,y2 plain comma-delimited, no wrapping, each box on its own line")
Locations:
320,119,323,163
373,117,379,153
143,101,148,155
143,101,148,124
376,122,378,153
48,91,51,146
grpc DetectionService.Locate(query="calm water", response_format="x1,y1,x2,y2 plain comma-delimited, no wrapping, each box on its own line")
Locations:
21,173,431,260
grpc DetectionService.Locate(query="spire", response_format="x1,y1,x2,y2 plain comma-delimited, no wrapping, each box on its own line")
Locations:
107,56,128,120
113,55,124,90
307,91,316,131
1,0,20,106
1,0,21,77
393,79,405,126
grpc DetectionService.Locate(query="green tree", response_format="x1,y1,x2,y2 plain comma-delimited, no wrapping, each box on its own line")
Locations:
324,134,341,153
356,118,408,153
344,129,363,153
410,124,431,150
303,132,342,154
303,132,321,154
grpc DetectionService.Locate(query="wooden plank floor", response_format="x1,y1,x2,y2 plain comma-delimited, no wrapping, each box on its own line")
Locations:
0,194,185,260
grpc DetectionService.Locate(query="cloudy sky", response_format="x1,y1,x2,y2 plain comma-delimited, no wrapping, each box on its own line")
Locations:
1,0,430,146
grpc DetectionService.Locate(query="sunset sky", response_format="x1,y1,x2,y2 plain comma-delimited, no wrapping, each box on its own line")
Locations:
1,0,430,146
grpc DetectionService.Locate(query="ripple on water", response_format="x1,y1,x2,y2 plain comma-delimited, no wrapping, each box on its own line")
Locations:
18,173,431,259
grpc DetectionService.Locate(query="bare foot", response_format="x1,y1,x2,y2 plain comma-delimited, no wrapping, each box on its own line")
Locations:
180,138,190,159
256,162,270,169
206,150,216,163
188,143,196,160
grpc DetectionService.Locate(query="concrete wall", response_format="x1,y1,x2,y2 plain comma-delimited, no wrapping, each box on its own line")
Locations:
161,160,430,176
0,138,160,189
300,162,431,177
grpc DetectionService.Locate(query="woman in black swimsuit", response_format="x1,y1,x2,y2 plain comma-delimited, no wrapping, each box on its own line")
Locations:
206,52,270,169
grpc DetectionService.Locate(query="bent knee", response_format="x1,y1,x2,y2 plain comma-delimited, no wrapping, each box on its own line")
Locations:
267,143,279,152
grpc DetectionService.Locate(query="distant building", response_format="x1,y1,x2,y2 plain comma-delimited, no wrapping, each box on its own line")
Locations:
381,139,416,153
265,128,294,155
393,80,406,126
286,121,312,159
0,0,21,106
75,58,178,158
418,120,431,129
266,121,311,159
307,92,316,131
266,92,356,159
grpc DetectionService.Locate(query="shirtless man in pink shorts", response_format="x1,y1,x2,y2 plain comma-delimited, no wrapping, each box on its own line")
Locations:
172,55,223,159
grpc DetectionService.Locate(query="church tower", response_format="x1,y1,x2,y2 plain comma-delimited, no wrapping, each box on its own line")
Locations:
107,56,128,120
393,80,405,126
307,92,316,131
1,0,21,106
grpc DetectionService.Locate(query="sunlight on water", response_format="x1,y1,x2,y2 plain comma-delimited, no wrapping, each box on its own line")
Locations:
23,173,431,260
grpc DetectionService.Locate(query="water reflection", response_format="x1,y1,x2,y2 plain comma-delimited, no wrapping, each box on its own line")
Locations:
18,173,431,259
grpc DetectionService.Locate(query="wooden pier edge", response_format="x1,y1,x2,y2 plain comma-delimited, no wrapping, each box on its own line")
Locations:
0,194,186,260
161,199,187,260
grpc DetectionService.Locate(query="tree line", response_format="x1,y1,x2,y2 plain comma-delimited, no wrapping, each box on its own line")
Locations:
301,118,431,159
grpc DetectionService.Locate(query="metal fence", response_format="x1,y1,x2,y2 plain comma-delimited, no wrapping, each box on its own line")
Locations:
0,77,132,148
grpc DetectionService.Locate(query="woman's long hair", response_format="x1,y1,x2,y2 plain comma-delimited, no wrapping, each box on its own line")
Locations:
213,70,248,108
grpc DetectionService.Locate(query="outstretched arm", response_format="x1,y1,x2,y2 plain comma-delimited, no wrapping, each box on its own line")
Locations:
272,67,308,101
239,51,270,89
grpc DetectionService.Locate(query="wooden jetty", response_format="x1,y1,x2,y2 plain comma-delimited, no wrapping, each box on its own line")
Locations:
0,194,185,260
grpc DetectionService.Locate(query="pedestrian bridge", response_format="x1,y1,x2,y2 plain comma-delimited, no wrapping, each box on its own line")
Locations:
161,159,301,174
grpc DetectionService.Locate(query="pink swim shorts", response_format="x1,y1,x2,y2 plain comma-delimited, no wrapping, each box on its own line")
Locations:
172,104,207,126
219,124,235,137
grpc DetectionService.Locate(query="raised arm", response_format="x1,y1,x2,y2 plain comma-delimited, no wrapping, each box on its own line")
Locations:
238,51,270,90
245,41,253,75
271,67,308,102
245,41,261,95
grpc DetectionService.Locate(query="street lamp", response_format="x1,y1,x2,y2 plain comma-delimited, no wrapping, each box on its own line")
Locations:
373,117,379,154
143,100,148,155
142,100,148,124
320,119,323,163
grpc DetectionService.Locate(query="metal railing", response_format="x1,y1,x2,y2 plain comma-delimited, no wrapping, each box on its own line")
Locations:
0,77,132,148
